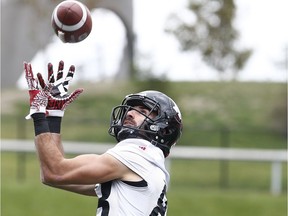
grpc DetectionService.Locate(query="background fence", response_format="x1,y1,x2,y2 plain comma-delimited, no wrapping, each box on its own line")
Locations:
2,139,287,195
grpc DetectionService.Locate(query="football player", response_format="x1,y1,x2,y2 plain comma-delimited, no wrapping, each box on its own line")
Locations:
24,60,183,216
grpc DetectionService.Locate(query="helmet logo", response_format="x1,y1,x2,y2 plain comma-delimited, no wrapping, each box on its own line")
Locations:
139,146,146,150
150,125,159,131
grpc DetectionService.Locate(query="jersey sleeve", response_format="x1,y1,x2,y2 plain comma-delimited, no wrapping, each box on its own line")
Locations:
106,141,154,180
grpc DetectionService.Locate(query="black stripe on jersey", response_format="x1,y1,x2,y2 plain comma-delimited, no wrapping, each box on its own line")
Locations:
122,179,148,187
149,185,167,216
97,181,112,216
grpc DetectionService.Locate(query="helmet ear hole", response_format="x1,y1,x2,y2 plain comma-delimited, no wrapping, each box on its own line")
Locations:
167,128,174,136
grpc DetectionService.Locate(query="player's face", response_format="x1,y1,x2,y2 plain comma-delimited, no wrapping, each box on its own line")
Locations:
124,106,156,127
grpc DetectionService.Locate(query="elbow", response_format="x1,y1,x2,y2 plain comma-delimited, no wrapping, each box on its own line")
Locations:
41,173,53,185
40,168,64,185
41,171,57,185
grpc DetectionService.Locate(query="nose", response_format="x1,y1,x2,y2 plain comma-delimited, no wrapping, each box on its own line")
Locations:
126,108,136,118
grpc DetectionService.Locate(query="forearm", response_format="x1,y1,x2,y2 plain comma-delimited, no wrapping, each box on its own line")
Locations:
32,114,66,182
31,113,116,185
33,114,62,155
43,182,97,197
35,133,65,179
47,116,64,155
36,131,96,196
48,133,65,156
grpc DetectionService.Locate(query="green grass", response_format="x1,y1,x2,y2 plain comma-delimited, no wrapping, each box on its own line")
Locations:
168,188,286,216
1,153,287,216
1,81,287,215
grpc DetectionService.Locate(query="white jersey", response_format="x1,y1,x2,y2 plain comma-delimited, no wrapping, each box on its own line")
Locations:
95,138,170,216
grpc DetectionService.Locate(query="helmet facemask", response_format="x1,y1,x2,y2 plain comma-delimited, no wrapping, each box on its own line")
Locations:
108,91,183,157
108,96,160,142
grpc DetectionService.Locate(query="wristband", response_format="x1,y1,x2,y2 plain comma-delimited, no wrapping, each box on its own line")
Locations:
47,116,62,134
31,113,50,136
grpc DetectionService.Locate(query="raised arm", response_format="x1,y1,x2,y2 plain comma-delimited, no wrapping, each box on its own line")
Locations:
33,132,127,185
36,133,96,196
23,61,132,195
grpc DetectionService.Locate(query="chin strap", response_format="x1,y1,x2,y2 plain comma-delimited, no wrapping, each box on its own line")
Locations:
116,127,142,142
150,140,170,158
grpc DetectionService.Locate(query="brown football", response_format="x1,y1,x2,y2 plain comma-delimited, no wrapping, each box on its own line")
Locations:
51,0,92,43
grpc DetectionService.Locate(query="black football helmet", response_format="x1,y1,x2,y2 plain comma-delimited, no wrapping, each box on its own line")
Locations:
108,90,183,157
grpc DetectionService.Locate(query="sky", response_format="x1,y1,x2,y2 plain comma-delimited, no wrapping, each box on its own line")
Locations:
133,0,288,82
17,0,288,88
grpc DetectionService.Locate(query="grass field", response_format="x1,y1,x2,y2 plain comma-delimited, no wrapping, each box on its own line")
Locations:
1,81,287,215
1,153,287,216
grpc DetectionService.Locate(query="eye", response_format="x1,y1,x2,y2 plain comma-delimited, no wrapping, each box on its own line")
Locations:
140,108,149,115
133,106,149,115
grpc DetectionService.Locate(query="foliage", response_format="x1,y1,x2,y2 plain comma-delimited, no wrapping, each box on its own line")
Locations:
165,0,252,79
2,82,287,149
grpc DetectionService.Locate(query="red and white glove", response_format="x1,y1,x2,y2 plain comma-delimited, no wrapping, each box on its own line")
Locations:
24,62,52,119
37,60,84,117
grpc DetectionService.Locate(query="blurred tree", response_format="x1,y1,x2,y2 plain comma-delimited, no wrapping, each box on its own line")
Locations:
165,0,252,80
270,90,287,137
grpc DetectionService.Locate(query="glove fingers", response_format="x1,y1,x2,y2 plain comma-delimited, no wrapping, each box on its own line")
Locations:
42,83,53,95
56,60,64,81
63,65,75,91
37,73,46,89
61,88,84,110
47,63,55,84
24,62,37,90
